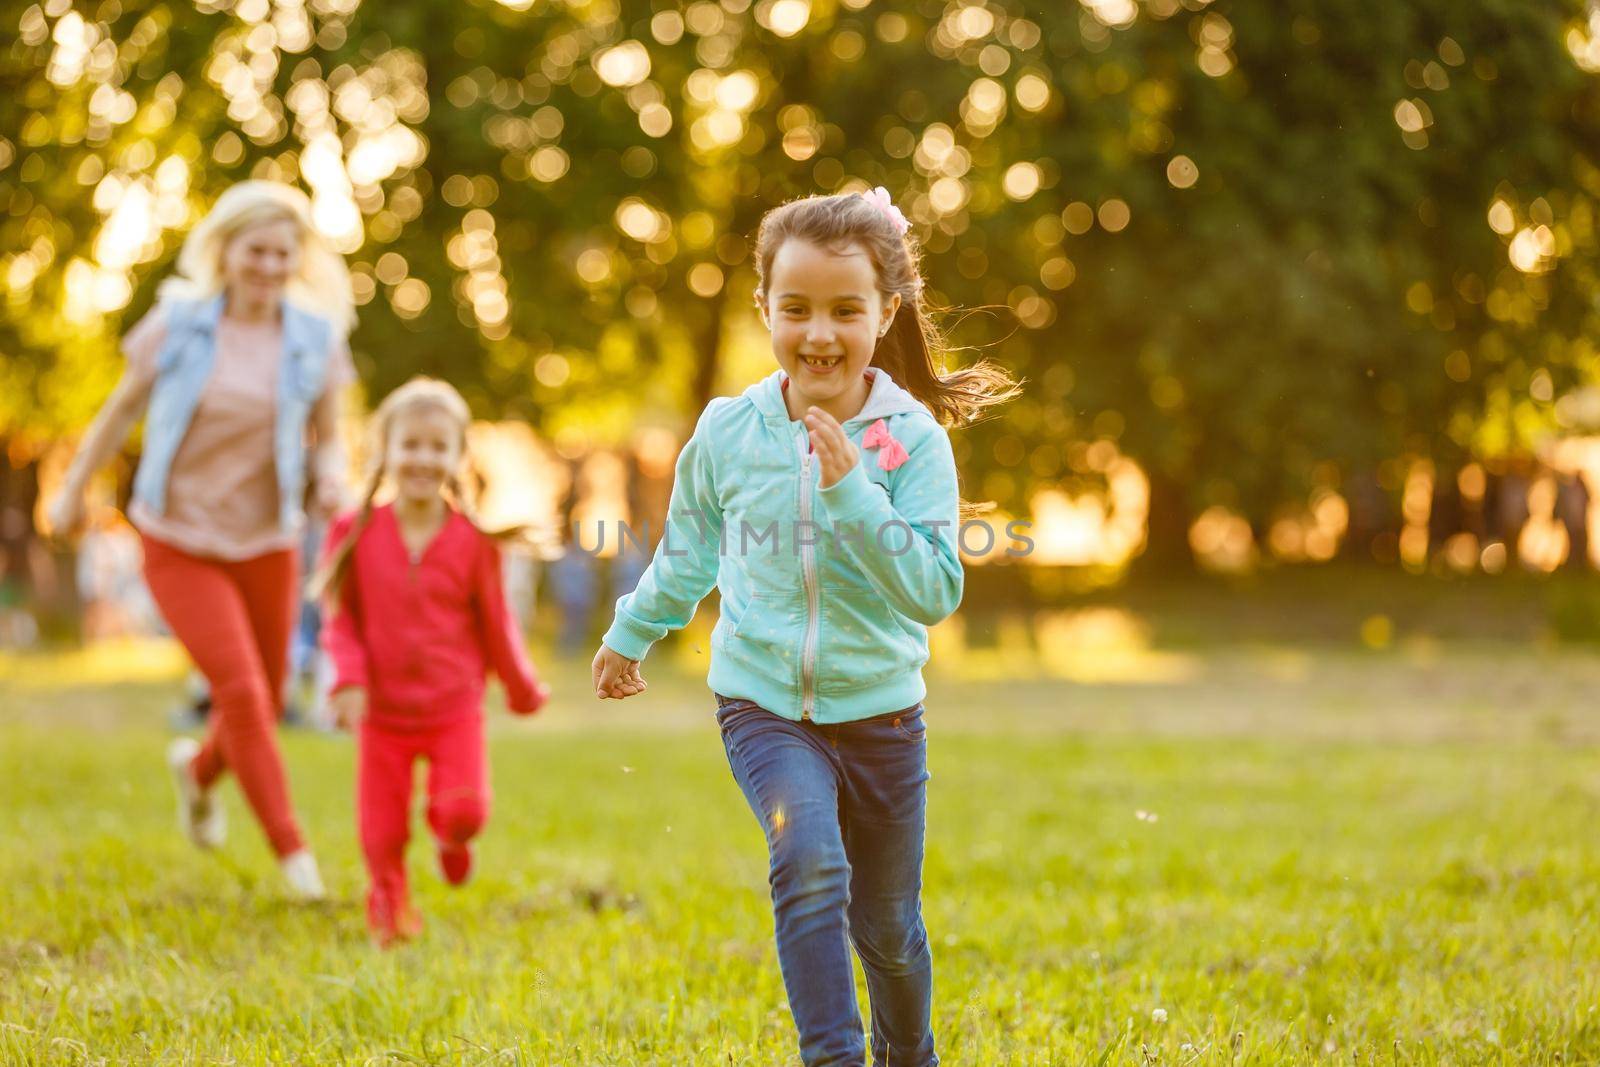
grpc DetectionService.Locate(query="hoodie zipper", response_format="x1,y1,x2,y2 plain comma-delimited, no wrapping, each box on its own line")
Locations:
796,432,819,722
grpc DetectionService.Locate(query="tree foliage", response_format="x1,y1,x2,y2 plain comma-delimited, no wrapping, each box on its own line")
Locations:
3,0,1597,533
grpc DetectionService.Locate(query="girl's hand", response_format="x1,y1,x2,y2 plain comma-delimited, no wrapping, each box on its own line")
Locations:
592,645,647,700
45,489,86,539
803,407,859,489
330,686,367,730
310,472,344,520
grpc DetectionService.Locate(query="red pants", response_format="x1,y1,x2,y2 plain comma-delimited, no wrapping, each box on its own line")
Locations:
358,715,488,920
140,534,306,857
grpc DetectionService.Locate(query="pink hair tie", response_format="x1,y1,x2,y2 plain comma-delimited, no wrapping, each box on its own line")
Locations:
860,186,910,236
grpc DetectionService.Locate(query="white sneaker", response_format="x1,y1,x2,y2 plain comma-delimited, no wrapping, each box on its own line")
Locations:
280,849,327,901
166,738,225,849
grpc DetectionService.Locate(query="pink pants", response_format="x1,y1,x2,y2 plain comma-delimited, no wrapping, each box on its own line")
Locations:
357,715,489,922
140,534,306,857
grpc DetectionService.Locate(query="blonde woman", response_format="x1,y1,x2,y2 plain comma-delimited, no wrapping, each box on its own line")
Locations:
48,180,357,899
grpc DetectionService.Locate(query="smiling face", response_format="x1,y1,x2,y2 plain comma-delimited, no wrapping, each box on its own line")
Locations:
759,237,902,422
220,216,301,313
385,404,463,507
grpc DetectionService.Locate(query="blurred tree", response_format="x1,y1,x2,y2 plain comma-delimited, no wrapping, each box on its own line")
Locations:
882,0,1600,562
3,0,1598,572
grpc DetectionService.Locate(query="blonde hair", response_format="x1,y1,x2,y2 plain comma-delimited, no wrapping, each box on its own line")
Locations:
159,180,355,333
310,377,494,602
752,191,1021,428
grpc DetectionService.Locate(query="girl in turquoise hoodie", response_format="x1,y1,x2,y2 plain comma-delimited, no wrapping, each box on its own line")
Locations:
594,189,1017,1067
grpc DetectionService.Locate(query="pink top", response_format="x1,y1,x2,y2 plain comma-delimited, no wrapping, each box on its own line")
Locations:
122,306,354,561
321,504,546,728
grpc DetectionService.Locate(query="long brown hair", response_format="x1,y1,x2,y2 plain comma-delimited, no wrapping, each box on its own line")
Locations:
309,376,500,603
752,191,1022,428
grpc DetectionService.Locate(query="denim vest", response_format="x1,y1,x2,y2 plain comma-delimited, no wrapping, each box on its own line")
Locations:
131,294,335,531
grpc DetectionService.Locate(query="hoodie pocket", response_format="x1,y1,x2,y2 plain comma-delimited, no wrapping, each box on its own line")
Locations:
815,579,921,693
717,592,794,680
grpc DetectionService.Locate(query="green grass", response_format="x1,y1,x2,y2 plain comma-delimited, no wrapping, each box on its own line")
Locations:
2,634,1600,1064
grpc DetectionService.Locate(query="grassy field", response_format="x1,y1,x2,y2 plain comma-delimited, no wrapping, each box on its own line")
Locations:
3,592,1600,1064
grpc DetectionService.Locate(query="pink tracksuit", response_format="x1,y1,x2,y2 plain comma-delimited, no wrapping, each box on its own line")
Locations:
321,504,544,931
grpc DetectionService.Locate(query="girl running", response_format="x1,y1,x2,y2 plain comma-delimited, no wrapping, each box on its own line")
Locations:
592,189,1018,1066
314,377,549,947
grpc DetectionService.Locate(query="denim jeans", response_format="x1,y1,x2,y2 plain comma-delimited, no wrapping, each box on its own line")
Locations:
716,695,938,1067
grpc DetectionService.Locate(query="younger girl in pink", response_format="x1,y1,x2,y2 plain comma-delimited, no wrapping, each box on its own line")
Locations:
315,377,548,947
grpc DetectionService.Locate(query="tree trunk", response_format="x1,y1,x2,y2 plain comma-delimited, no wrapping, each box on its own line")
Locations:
1135,467,1195,574
1559,473,1591,571
689,282,730,413
1341,467,1398,565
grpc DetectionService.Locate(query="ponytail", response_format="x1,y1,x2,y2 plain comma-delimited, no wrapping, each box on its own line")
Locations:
445,467,538,543
307,466,382,604
872,299,1021,429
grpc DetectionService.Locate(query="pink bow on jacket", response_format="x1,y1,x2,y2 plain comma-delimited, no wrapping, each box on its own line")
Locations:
861,418,909,472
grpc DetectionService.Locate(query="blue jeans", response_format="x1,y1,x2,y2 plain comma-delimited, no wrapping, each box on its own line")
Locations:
716,695,938,1067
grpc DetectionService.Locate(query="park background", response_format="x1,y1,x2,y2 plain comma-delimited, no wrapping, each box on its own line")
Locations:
4,0,1600,1062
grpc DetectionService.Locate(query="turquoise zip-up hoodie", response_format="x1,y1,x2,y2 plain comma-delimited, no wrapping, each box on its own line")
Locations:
602,367,963,723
